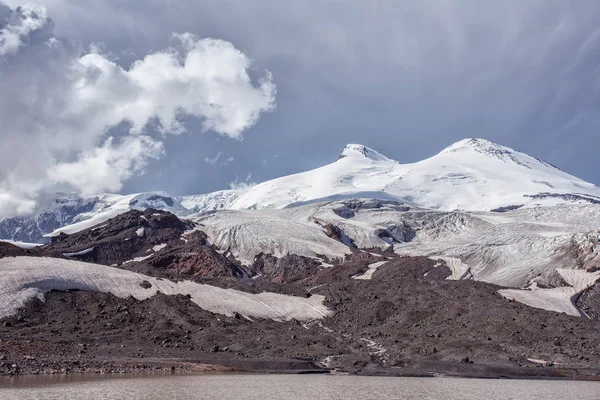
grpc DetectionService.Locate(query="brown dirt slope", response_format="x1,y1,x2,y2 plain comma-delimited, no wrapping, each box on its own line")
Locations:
1,256,600,379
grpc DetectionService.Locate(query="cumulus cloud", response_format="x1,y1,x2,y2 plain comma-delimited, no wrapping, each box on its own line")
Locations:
69,33,275,139
0,2,275,217
48,135,164,195
0,3,47,56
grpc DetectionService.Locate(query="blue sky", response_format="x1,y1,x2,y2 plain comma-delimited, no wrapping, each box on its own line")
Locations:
1,0,600,214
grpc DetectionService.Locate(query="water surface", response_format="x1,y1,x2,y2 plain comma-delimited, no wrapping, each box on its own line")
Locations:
1,374,599,399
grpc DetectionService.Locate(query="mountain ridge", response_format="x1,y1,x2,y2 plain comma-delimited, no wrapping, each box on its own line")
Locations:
228,137,600,211
1,137,598,243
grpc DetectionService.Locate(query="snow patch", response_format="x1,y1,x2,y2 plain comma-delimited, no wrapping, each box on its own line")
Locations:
152,243,167,252
0,257,331,321
124,254,153,263
0,240,43,250
63,247,95,257
352,261,387,280
499,268,600,316
527,358,560,366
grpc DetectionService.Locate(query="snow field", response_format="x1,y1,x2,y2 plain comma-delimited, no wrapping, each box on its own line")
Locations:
0,257,331,321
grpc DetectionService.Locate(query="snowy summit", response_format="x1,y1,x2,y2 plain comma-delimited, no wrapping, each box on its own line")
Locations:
229,138,600,211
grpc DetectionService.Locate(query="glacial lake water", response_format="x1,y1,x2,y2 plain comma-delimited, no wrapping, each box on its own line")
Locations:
1,373,600,399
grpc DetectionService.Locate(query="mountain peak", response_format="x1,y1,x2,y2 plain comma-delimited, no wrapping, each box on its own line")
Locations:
440,138,509,155
338,144,392,162
439,138,560,171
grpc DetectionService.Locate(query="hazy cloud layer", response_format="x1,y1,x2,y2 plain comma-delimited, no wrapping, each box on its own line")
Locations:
0,2,275,216
2,0,600,213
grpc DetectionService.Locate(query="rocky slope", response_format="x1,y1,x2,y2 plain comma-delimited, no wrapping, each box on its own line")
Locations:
1,253,600,379
42,208,247,280
0,209,600,379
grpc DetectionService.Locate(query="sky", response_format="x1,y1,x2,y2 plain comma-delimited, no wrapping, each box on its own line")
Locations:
1,1,600,217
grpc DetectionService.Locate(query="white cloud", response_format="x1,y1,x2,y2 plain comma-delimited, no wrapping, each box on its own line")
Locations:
204,151,234,166
0,3,47,56
70,33,276,139
228,173,254,191
0,2,276,217
0,189,38,216
48,135,164,196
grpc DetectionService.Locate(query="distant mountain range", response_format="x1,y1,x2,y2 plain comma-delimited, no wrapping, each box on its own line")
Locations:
2,137,600,243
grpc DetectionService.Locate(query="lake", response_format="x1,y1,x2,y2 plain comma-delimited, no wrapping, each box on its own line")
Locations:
1,374,599,399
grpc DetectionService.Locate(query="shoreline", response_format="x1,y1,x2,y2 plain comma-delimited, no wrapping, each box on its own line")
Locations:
2,358,600,386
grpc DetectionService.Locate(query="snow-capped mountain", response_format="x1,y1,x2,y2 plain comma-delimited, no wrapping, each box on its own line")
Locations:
47,192,189,236
0,194,98,243
3,138,600,243
0,192,189,242
230,138,600,211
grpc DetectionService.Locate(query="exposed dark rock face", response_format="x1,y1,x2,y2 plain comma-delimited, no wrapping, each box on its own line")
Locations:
534,270,570,289
577,282,600,320
490,205,524,213
332,199,410,219
305,252,390,284
321,223,355,247
376,223,415,244
332,207,355,219
143,238,247,280
40,209,245,280
387,223,416,242
0,291,338,375
524,192,600,205
344,199,386,210
45,208,189,265
253,253,322,283
130,194,174,208
0,242,38,258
